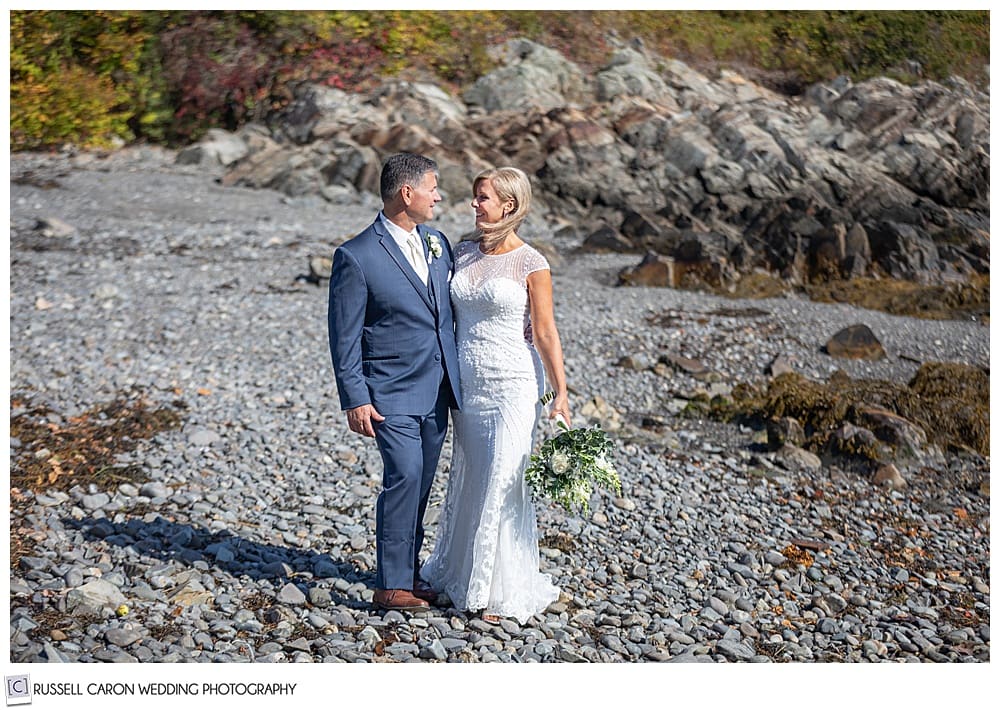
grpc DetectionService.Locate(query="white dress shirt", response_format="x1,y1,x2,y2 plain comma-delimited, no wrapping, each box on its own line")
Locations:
380,212,428,284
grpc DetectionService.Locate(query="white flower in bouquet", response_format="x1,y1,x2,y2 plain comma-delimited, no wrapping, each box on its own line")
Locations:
550,450,571,475
571,478,592,502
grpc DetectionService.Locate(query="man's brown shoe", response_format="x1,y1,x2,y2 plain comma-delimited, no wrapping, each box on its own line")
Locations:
411,580,438,604
372,589,430,611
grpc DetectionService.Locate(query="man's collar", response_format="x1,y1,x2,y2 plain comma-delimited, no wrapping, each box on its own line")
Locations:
379,211,419,243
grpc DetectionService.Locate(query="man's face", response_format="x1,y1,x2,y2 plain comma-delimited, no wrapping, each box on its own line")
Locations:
404,171,442,224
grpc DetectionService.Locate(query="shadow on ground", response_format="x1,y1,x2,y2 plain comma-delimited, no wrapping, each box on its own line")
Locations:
63,514,375,610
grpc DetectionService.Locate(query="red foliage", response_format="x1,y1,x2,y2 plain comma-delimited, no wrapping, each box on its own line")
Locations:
304,40,386,92
158,16,283,144
155,15,388,144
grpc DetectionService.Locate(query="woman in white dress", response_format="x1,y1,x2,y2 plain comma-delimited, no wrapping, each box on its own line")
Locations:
421,167,571,624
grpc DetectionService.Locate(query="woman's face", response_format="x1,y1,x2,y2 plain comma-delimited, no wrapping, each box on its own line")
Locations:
471,178,512,228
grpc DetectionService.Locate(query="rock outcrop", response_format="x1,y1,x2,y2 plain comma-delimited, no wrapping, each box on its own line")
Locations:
188,37,988,288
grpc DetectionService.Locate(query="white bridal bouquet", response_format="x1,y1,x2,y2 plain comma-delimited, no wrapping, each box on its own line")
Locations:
525,393,621,515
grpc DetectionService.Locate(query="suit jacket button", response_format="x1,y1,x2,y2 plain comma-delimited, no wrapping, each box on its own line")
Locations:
434,354,441,361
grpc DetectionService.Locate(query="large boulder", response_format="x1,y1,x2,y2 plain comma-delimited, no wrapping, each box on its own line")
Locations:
369,81,472,157
618,251,676,287
275,84,383,144
595,47,678,108
537,108,640,208
463,39,587,114
176,128,249,168
866,221,942,282
823,324,887,360
855,406,929,461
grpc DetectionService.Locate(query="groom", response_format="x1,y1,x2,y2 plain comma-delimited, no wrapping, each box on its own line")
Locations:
328,152,462,611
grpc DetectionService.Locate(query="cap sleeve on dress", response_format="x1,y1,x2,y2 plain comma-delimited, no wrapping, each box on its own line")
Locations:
522,246,550,279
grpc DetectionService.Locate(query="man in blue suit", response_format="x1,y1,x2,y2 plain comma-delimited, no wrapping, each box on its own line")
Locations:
328,153,462,611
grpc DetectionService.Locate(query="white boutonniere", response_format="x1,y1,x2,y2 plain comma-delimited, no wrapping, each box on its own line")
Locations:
425,233,443,260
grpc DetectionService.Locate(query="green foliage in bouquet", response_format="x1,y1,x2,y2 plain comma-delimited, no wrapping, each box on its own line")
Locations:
525,418,621,515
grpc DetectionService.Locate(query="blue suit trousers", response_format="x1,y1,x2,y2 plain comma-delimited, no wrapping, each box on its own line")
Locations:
372,384,451,590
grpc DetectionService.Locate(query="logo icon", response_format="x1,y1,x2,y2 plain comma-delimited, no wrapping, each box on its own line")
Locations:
5,675,31,706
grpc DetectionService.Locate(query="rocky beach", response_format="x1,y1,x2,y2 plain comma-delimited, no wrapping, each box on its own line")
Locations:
6,36,992,696
7,143,989,673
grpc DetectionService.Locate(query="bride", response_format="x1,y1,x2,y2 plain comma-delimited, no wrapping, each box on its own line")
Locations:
421,166,571,624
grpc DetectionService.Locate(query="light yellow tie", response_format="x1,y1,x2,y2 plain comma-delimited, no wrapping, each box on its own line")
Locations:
407,234,428,284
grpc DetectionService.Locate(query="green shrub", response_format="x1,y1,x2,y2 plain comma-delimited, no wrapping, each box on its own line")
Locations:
11,62,127,149
10,10,150,149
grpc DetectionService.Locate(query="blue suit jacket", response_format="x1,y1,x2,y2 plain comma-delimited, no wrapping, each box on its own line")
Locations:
328,218,462,415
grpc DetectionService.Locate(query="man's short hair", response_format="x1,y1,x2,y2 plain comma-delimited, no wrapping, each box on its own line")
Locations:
380,153,439,202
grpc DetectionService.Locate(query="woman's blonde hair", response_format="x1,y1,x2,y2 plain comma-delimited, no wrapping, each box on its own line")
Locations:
473,166,532,250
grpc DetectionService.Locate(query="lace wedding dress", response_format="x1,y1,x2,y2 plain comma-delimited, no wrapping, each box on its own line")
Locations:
421,240,560,623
